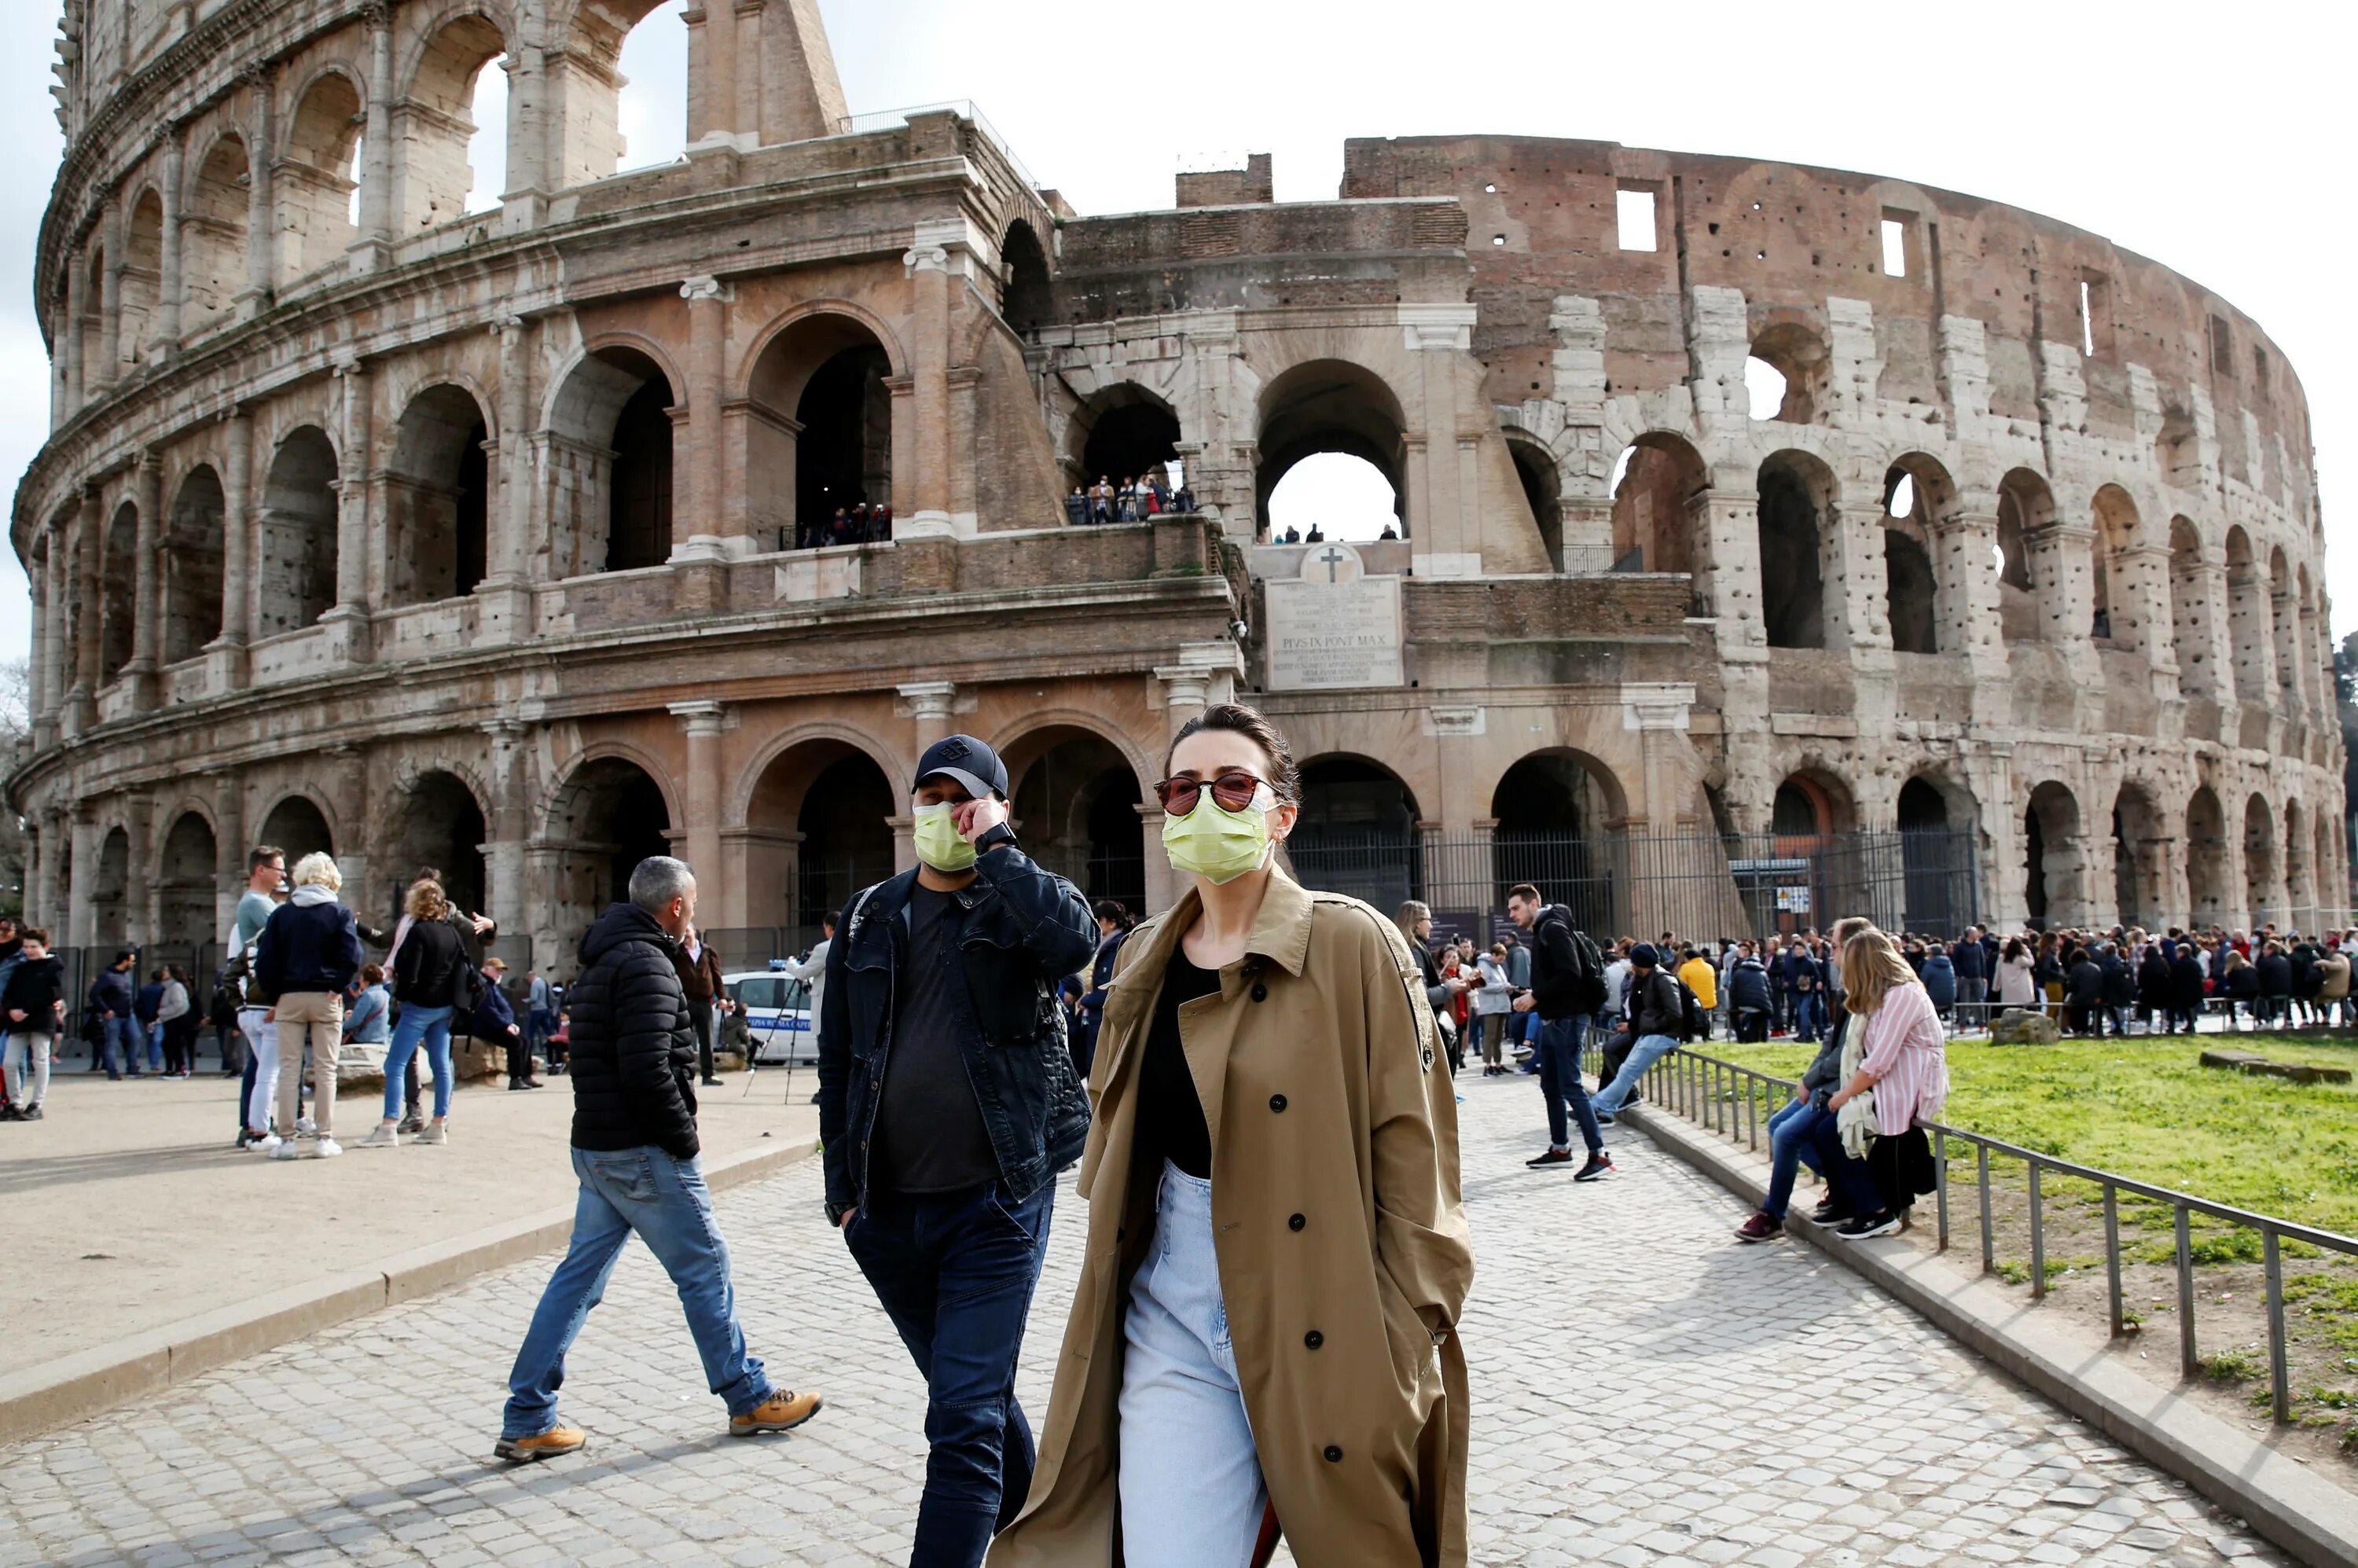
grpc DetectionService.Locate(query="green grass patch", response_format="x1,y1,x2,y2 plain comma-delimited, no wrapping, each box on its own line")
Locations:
1703,1030,2358,1236
2202,1347,2261,1382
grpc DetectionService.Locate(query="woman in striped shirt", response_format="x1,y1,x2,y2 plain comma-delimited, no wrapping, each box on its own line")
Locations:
1810,926,1950,1240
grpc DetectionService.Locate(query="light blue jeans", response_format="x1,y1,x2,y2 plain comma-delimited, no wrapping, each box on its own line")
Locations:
502,1147,770,1439
1592,1032,1680,1116
1118,1162,1266,1566
381,1004,454,1120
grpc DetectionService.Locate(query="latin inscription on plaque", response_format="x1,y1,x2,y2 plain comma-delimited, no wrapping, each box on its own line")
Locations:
1265,543,1405,691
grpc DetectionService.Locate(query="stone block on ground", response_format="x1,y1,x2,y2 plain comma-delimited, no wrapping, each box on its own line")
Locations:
1989,1008,2062,1045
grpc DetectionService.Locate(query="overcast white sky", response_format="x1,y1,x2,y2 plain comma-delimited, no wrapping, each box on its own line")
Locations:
2,0,2350,652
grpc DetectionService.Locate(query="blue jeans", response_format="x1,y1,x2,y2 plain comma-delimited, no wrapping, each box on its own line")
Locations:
846,1178,1055,1568
100,1015,139,1078
381,1004,454,1120
1592,1033,1679,1117
1793,991,1825,1044
1536,1015,1601,1153
502,1147,771,1439
1762,1096,1832,1221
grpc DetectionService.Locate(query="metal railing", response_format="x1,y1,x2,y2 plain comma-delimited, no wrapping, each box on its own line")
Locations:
1626,1043,2358,1425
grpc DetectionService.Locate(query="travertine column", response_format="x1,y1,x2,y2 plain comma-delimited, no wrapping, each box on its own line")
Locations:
481,720,532,949
670,702,727,891
351,2,395,271
68,489,101,733
39,809,69,932
679,276,730,557
209,406,253,689
156,131,184,353
902,237,953,532
1401,304,1478,563
127,450,162,708
211,771,247,938
97,201,124,393
475,314,535,643
67,808,97,949
125,796,155,945
325,357,374,662
61,247,86,412
239,64,274,315
2272,585,2303,721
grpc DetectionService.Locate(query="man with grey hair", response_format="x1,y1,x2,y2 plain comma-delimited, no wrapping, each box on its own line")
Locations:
495,855,823,1462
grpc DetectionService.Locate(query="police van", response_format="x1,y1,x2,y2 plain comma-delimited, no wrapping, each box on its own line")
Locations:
722,961,817,1065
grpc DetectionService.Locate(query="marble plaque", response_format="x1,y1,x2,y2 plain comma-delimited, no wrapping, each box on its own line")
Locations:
1265,543,1405,691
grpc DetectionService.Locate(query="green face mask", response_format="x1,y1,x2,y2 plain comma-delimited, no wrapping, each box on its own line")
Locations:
912,802,978,872
1162,789,1275,884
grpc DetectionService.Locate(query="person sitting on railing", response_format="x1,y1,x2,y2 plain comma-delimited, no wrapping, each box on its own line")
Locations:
1727,945,1772,1044
1733,918,1873,1243
1588,942,1680,1124
1806,925,1950,1242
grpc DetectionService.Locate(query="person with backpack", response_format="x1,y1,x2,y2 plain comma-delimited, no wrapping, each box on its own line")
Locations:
1591,943,1684,1121
1728,944,1773,1042
1505,883,1611,1180
0,928,65,1121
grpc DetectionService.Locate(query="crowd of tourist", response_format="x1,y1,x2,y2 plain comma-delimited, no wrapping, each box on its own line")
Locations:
1063,470,1196,526
789,500,894,551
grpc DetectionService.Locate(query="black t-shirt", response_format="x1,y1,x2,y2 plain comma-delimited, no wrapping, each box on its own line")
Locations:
1134,951,1222,1179
871,883,1000,1195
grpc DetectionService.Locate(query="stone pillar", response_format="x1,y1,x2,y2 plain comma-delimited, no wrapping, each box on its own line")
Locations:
475,314,534,644
670,702,728,895
482,720,532,955
156,131,184,354
2272,586,2304,722
902,235,955,534
351,2,395,272
61,244,86,412
125,795,156,945
900,681,958,753
685,0,742,149
208,406,253,689
97,200,124,394
126,449,162,709
67,489,101,735
1401,304,1478,564
34,525,63,747
239,64,274,316
38,810,69,932
677,277,732,581
212,772,247,939
68,808,97,950
325,356,375,663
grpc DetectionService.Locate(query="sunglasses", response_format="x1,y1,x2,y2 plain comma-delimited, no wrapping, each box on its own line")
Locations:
1153,771,1274,816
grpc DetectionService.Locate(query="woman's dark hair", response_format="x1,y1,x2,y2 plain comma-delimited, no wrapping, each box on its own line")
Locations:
2002,936,2027,960
1164,702,1301,803
1092,898,1136,931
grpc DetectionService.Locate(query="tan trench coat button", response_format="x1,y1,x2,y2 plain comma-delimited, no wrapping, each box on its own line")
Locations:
1269,1093,1287,1112
1323,1444,1342,1462
1288,1212,1306,1231
1304,1329,1323,1349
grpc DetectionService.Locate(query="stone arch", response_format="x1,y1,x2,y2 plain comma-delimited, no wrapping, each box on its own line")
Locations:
2090,484,2144,650
387,767,491,923
94,825,132,946
2224,527,2270,704
2167,516,2215,697
2187,784,2229,927
1289,752,1422,909
1994,468,2051,641
257,791,336,866
182,130,250,337
744,308,902,549
1896,772,1978,933
1489,748,1628,935
2110,779,2165,931
1001,720,1151,914
258,424,340,636
119,188,166,372
99,499,138,681
280,66,366,283
1757,450,1835,649
1608,431,1703,577
541,751,676,943
1067,383,1181,498
163,465,226,665
156,810,219,945
1747,319,1829,424
385,383,492,605
552,0,682,188
1505,428,1565,571
544,340,679,576
1254,358,1409,539
2243,792,2279,928
1000,218,1052,335
392,7,512,233
742,733,899,932
2296,564,2322,717
2022,779,2083,929
1772,765,1857,839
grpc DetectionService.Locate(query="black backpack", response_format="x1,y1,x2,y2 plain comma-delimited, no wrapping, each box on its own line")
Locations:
1673,974,1708,1043
1545,907,1608,1014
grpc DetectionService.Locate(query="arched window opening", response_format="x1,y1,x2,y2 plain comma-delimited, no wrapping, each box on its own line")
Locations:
259,426,340,637
281,72,365,283
94,828,131,945
1746,323,1828,423
183,135,252,337
385,385,490,606
2187,787,2228,927
1491,751,1622,935
1074,388,1181,507
1010,731,1145,915
1757,453,1830,649
259,795,335,868
1255,359,1406,542
1772,778,1830,839
157,812,218,944
2244,794,2278,927
1609,435,1703,578
1994,469,2049,641
795,755,895,931
1884,527,1937,654
548,758,671,944
2285,799,2312,929
2268,547,2297,707
2156,409,2199,488
747,315,894,551
2022,781,2081,930
2110,784,2162,932
163,467,226,665
100,501,138,680
2092,485,2142,649
1288,757,1420,909
1897,777,1970,935
2168,517,2213,696
389,770,489,924
560,0,688,188
1001,220,1052,335
609,375,675,570
1886,473,1915,519
545,347,675,575
2224,527,2268,705
119,191,164,370
1509,440,1563,570
396,17,509,230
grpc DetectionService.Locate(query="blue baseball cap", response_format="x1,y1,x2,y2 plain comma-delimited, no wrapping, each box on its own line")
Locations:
916,734,1008,801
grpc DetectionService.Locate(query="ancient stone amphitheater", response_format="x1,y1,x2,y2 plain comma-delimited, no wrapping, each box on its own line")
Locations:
10,0,2342,971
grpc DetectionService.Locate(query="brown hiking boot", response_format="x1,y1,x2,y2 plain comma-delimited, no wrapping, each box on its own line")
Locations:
729,1389,823,1437
494,1426,586,1463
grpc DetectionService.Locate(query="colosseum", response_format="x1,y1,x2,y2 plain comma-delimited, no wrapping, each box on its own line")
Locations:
9,0,2344,975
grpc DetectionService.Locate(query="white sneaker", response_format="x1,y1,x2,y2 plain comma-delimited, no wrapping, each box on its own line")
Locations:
270,1138,302,1160
296,1115,317,1136
413,1122,450,1146
357,1123,400,1148
314,1137,343,1158
254,1133,283,1154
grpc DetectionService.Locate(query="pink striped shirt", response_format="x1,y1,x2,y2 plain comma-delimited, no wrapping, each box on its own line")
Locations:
1858,982,1948,1136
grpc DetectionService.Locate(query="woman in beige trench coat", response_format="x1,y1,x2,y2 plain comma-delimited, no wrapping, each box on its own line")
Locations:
990,703,1475,1568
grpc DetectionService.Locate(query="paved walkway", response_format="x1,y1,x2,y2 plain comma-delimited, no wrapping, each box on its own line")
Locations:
0,1074,2288,1567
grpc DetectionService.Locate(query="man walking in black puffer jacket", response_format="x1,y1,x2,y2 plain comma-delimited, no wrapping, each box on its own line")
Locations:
495,855,822,1463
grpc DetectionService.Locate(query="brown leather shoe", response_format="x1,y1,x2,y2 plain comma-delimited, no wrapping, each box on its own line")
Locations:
729,1389,823,1437
494,1426,586,1463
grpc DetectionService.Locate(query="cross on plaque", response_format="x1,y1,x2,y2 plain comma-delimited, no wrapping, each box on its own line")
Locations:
1316,546,1348,582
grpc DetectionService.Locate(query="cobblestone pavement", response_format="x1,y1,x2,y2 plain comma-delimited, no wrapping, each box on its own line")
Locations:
0,1074,2294,1567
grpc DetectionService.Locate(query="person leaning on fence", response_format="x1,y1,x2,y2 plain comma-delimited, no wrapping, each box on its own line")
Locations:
1806,927,1951,1241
